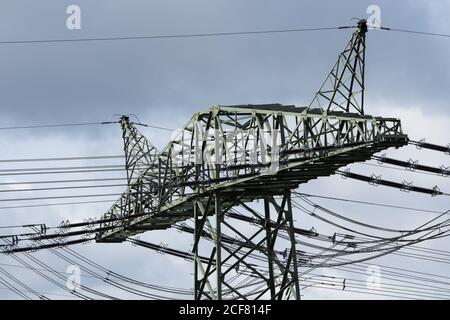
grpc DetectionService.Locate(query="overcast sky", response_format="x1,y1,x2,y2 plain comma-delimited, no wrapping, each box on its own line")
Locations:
0,0,449,300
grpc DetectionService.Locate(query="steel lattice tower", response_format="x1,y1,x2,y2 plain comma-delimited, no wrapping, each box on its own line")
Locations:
96,20,408,300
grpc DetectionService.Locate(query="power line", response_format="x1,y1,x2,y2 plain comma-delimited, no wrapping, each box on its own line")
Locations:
299,274,450,299
0,120,174,132
382,26,450,39
0,261,190,294
1,179,440,213
0,168,125,176
298,196,427,234
0,193,122,202
5,205,448,300
181,211,450,294
0,121,117,130
335,170,447,196
330,264,450,294
131,122,175,132
127,238,450,300
26,233,169,300
0,223,44,230
0,267,45,300
0,26,350,45
0,286,72,299
289,199,450,264
0,261,191,297
0,275,30,300
11,240,117,300
292,198,450,261
0,155,124,163
1,25,448,49
8,192,442,250
0,199,117,211
356,162,449,178
0,177,126,186
335,257,450,283
0,164,125,172
294,192,447,215
41,205,443,267
301,279,446,300
51,241,193,296
0,183,127,193
4,250,91,300
0,169,127,178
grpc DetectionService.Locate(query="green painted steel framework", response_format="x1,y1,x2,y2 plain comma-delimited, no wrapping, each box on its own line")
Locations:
96,20,408,300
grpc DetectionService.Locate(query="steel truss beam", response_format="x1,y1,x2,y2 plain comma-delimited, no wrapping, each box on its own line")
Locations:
97,103,406,241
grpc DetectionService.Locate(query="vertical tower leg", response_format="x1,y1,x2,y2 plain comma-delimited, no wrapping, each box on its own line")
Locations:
264,197,276,298
285,192,301,299
193,201,199,296
214,193,222,300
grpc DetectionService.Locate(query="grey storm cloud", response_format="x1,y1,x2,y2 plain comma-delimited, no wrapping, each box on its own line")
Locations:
0,0,448,130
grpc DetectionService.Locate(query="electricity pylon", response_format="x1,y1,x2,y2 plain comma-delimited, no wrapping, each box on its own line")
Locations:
96,19,408,300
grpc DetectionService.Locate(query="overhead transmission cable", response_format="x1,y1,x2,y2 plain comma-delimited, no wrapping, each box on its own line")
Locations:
0,24,450,46
0,121,117,130
294,193,447,215
0,155,124,163
381,26,450,39
0,26,351,45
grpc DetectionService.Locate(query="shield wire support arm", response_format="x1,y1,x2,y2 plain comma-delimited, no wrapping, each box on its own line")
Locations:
309,19,367,115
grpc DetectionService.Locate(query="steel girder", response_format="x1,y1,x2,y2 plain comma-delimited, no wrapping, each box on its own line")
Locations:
96,104,406,242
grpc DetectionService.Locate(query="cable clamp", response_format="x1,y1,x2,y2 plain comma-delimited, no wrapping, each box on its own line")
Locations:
407,158,418,171
308,226,317,237
439,165,449,177
184,253,194,263
377,153,386,164
415,138,426,150
401,180,413,193
130,236,140,247
432,186,441,197
282,248,288,260
40,224,47,234
157,242,168,255
341,169,351,179
369,174,382,186
11,235,19,246
331,233,337,244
